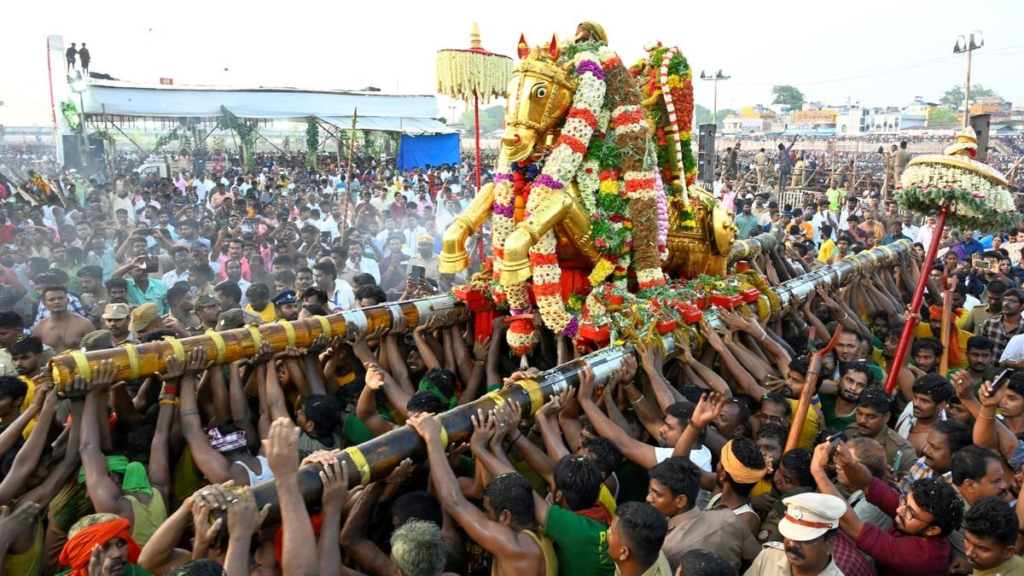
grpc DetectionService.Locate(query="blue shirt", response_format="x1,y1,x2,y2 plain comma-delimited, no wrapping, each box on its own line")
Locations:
126,277,169,315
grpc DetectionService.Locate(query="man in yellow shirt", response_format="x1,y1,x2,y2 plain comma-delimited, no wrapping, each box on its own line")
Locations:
244,283,277,324
817,225,836,262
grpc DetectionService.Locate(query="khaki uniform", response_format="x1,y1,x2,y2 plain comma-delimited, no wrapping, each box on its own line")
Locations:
663,506,761,573
743,543,846,576
845,423,917,475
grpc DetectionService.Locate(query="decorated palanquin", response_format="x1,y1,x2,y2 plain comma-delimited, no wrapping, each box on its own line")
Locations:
441,25,738,353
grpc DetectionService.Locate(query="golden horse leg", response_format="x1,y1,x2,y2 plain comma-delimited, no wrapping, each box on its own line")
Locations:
499,189,575,286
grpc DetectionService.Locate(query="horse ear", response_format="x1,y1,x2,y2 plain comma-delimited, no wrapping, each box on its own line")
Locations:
549,34,560,60
518,34,529,59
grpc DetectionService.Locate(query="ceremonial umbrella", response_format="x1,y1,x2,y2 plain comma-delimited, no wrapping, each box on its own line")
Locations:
436,23,512,263
884,127,1016,393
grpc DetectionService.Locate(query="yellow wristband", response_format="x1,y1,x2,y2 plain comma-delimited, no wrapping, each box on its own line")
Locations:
439,425,449,450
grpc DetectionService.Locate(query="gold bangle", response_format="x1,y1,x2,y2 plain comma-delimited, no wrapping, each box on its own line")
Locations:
159,398,179,407
978,413,997,420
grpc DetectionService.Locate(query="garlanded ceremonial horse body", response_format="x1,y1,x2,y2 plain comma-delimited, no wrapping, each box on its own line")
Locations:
441,31,736,350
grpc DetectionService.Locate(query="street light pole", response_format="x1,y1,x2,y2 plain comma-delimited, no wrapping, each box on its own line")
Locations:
701,70,730,176
954,31,983,127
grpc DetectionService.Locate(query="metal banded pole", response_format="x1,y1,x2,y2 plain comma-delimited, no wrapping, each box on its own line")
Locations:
48,295,462,389
243,240,912,523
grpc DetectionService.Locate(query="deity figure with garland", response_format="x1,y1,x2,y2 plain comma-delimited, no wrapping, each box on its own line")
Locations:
440,25,736,353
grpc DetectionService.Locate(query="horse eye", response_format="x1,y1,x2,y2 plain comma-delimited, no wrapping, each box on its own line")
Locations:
535,87,548,98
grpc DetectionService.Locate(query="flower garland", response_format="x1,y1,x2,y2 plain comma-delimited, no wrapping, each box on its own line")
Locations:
603,47,663,292
518,49,608,340
435,49,513,103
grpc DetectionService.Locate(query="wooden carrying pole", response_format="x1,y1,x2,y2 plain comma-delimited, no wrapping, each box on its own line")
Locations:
240,240,913,522
48,296,461,389
785,325,843,452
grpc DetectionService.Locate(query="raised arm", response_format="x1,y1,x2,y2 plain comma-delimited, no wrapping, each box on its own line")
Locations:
0,376,57,505
77,362,132,518
577,364,658,470
408,411,532,560
180,348,249,485
264,418,316,576
355,364,397,437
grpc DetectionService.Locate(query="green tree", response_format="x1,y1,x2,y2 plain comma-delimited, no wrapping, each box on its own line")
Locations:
927,108,958,127
459,105,505,135
771,85,805,111
939,84,1000,108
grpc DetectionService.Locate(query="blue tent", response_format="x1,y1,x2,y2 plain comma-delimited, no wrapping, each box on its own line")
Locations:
397,133,461,171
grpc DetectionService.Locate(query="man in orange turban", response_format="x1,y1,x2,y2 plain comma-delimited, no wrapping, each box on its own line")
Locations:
58,515,143,576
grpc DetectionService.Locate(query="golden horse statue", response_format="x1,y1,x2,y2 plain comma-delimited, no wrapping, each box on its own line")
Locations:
440,37,736,287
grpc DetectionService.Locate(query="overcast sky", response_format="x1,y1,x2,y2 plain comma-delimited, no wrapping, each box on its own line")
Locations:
2,0,1022,126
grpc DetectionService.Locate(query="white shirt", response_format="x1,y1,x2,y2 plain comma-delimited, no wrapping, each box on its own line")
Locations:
349,258,381,284
328,283,356,311
916,224,934,247
402,226,427,256
903,224,920,241
162,269,190,288
1001,333,1024,364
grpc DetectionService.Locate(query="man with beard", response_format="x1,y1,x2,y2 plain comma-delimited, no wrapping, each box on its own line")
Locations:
818,362,873,430
295,267,315,294
963,280,1006,332
272,290,299,321
112,256,169,315
894,374,954,454
166,285,202,336
947,446,1011,573
831,331,885,385
744,493,846,576
961,496,1024,575
897,419,973,494
244,283,275,323
950,336,999,391
59,514,146,576
102,303,136,345
31,286,94,353
845,387,917,475
224,260,251,303
406,234,442,287
76,265,108,327
811,440,964,576
782,356,824,450
978,288,1024,359
193,293,221,331
215,237,251,282
911,337,943,376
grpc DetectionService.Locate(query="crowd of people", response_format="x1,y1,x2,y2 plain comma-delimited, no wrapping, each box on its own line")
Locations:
2,141,1024,576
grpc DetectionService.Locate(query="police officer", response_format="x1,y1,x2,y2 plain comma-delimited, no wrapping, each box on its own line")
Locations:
744,492,846,576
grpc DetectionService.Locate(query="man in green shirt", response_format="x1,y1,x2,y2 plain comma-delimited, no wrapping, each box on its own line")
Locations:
733,201,761,240
818,362,873,430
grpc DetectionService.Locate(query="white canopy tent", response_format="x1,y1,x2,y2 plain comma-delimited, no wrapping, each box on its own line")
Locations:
78,80,452,133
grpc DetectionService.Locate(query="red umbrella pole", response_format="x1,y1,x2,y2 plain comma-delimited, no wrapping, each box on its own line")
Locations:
884,202,950,393
474,93,485,265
